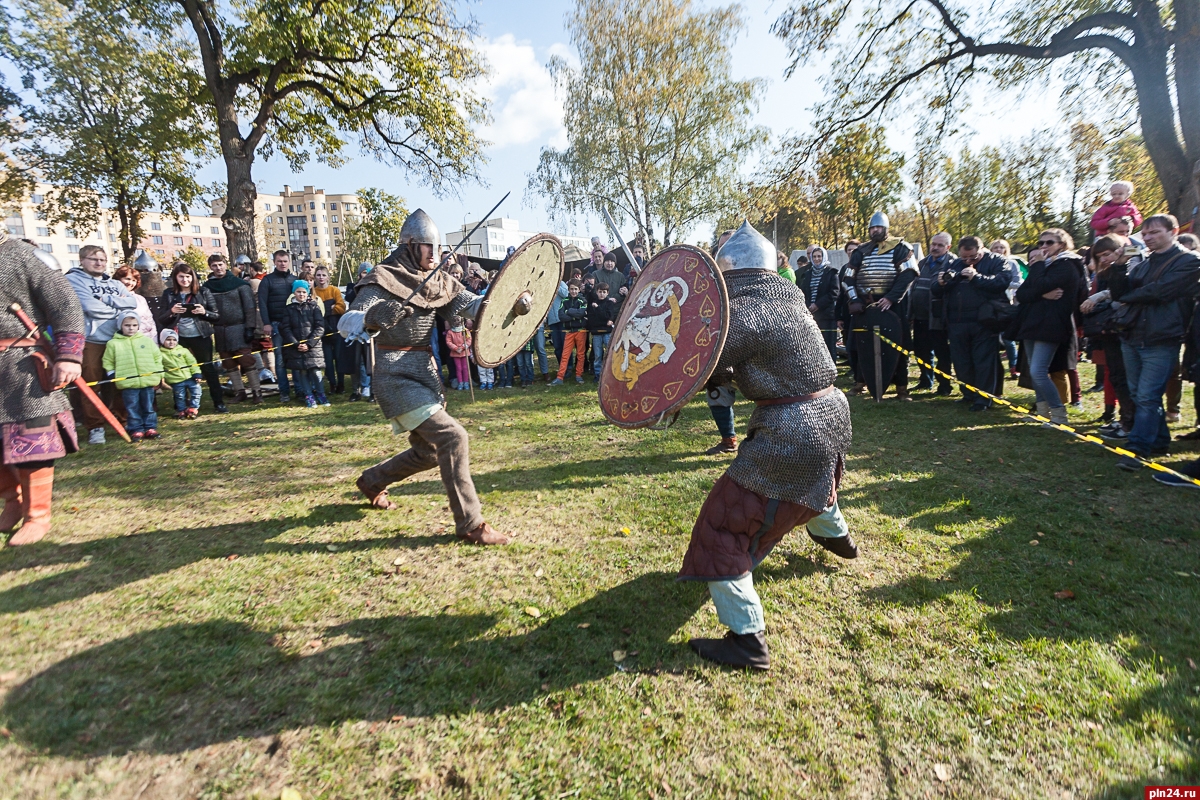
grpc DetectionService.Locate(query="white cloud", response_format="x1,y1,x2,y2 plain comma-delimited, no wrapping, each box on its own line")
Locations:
478,34,570,150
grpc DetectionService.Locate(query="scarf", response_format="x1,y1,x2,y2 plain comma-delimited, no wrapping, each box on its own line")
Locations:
204,273,248,293
355,243,463,310
875,236,904,255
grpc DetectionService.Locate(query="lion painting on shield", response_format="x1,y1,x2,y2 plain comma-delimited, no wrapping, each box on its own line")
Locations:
611,277,689,389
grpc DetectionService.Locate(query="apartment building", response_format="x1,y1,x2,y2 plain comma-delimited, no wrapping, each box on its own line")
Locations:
446,217,591,261
2,185,227,270
212,184,362,266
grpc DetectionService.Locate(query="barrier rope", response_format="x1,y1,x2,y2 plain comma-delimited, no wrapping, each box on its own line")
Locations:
859,329,1200,488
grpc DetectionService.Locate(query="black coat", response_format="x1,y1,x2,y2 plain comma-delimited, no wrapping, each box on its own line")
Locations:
279,300,326,369
795,266,840,321
1014,254,1084,344
932,252,1010,324
205,280,257,352
258,269,297,329
156,286,219,338
1108,244,1200,348
586,296,620,334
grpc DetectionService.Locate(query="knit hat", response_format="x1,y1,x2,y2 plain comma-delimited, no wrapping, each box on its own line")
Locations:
159,328,179,345
292,280,311,293
118,310,141,326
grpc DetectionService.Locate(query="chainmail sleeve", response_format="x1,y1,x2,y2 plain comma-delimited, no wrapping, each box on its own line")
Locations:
0,239,85,423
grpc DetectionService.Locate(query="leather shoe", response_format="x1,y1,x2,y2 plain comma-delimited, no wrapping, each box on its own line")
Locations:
690,630,770,671
704,437,737,455
356,475,398,510
458,522,510,545
808,531,859,559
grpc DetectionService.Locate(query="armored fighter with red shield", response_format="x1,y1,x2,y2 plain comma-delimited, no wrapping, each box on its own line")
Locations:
678,221,858,671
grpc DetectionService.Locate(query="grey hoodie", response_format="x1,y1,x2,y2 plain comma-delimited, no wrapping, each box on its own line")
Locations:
65,267,140,343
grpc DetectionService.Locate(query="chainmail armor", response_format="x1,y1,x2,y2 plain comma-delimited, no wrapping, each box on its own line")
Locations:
350,284,481,420
0,239,85,424
719,270,852,510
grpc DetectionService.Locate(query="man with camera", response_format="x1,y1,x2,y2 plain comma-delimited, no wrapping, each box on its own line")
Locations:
931,236,1011,411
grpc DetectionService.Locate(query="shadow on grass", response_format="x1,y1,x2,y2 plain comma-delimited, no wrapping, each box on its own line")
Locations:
0,504,449,614
2,570,707,757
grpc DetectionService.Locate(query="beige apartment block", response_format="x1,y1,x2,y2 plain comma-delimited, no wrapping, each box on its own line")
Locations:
212,184,362,267
2,184,227,270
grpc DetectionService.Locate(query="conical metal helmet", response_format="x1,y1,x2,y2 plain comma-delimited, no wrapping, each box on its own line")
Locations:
399,208,440,247
715,220,777,272
32,247,61,271
233,254,251,266
869,210,889,229
133,250,158,271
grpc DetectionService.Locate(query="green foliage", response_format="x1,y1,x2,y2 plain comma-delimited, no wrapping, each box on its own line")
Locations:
180,244,209,277
4,0,211,260
529,0,767,246
733,124,905,252
338,187,409,273
0,82,33,210
770,0,1200,220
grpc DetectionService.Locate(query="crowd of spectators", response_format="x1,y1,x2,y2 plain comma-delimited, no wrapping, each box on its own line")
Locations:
57,183,1200,488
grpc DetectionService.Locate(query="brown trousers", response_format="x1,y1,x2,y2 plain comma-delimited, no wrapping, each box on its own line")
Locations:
360,409,483,534
74,341,126,430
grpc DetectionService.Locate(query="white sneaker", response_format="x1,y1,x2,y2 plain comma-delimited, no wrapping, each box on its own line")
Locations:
88,427,106,445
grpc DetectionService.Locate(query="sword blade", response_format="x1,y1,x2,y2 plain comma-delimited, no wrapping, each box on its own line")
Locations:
602,208,640,273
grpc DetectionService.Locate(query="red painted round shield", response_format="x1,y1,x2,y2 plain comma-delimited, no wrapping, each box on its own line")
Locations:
599,244,729,428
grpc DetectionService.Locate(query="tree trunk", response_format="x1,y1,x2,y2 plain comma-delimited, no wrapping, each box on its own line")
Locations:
1125,39,1196,222
1173,0,1200,226
222,149,258,261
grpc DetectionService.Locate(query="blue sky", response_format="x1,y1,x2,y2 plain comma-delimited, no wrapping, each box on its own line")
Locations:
194,0,1044,245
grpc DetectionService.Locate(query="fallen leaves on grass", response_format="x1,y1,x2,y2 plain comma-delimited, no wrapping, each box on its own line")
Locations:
619,527,631,536
280,789,303,800
1054,590,1076,600
392,557,405,566
1029,540,1039,546
326,544,339,552
933,763,952,782
523,606,542,618
613,650,627,662
1188,658,1196,670
534,568,544,578
577,623,590,629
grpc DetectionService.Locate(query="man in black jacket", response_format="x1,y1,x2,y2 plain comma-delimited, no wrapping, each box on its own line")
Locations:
910,232,954,395
932,236,1010,411
257,250,297,402
1108,214,1200,469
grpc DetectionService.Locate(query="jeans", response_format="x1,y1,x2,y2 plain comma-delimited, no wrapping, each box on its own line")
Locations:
516,352,534,384
1001,335,1018,370
321,335,343,391
532,324,548,375
592,332,611,377
270,330,291,398
947,321,999,404
496,359,515,387
913,320,952,389
121,387,158,434
1121,342,1179,454
549,322,565,363
352,342,371,393
292,367,321,397
180,336,224,409
708,574,765,635
1027,340,1064,409
170,378,201,411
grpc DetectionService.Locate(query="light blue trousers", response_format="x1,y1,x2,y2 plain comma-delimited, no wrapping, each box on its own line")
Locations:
707,501,850,634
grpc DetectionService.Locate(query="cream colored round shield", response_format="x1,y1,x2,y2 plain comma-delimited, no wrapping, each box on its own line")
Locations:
472,233,565,368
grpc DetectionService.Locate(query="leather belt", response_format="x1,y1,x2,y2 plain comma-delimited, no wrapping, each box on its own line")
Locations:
376,345,432,352
755,386,836,407
0,336,40,352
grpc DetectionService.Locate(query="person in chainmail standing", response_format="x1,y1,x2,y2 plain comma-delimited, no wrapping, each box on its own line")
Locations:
679,221,857,671
339,209,530,546
0,234,86,545
842,211,918,398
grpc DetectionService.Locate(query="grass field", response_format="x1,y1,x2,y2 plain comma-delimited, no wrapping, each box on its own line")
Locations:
0,360,1197,799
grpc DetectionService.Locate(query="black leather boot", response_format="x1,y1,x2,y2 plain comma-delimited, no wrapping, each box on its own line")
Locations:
690,630,770,671
808,531,859,559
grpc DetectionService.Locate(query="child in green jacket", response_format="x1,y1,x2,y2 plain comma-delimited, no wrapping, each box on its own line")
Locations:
102,312,164,440
159,328,203,419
